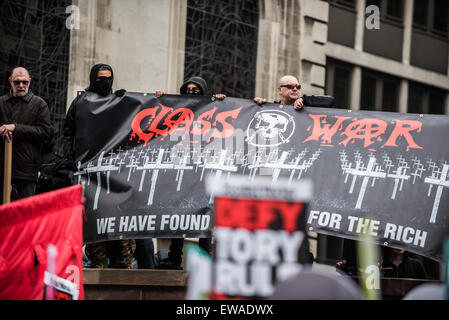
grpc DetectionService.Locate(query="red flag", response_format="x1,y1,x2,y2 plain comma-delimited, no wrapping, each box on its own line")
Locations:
0,185,85,300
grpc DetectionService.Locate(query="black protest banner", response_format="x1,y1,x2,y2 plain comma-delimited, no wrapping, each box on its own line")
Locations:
75,92,449,262
207,176,310,299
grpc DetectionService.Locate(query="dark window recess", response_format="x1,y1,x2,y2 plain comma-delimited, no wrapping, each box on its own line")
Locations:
433,0,448,34
360,75,377,111
333,66,351,109
0,0,71,150
408,83,425,114
408,82,446,115
360,69,400,112
366,0,381,8
428,89,445,114
184,0,259,99
413,0,448,37
386,0,403,20
413,0,428,27
335,0,355,9
382,80,398,112
365,0,403,22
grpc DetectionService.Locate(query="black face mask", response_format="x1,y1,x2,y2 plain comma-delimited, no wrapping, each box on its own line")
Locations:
93,77,112,96
186,89,201,95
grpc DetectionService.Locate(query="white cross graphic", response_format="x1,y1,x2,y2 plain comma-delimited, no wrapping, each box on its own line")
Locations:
424,164,449,223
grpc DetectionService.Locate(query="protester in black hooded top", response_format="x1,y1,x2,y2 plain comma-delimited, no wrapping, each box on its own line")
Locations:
154,76,225,270
62,64,156,269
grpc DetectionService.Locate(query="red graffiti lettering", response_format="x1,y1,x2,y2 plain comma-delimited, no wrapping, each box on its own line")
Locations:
130,104,242,145
382,120,423,151
162,107,194,141
303,114,351,144
210,107,242,139
130,105,171,145
303,114,423,152
340,118,387,148
191,108,217,136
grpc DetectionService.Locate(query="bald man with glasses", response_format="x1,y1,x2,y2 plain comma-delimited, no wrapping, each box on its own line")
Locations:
254,75,334,110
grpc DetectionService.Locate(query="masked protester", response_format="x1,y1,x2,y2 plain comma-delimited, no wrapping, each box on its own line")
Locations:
62,64,136,269
154,76,224,269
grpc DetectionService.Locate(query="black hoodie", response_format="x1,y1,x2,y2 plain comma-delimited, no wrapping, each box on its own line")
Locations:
63,63,114,163
87,63,114,95
179,76,208,95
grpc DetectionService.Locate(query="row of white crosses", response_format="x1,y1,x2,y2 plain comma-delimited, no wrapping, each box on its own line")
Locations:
247,148,322,184
76,145,323,210
339,151,449,223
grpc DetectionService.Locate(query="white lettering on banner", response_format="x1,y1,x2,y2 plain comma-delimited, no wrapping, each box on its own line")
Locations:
307,210,342,230
96,217,116,234
215,228,304,264
160,214,210,231
118,215,156,232
347,216,380,236
384,223,427,247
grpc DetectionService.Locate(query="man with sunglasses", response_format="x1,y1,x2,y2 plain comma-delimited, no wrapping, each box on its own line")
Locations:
0,67,51,202
254,75,334,110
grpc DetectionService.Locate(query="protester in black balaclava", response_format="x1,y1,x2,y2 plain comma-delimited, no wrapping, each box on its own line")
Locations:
87,63,114,96
62,63,136,269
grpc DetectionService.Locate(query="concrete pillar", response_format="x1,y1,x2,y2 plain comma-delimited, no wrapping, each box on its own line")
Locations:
399,79,409,113
354,0,366,52
402,0,414,65
350,66,361,110
67,0,187,111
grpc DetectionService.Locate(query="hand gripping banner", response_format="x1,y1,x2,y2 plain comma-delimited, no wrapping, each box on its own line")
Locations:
75,92,449,262
0,185,84,300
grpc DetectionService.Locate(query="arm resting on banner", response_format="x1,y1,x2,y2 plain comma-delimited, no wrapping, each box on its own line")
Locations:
3,140,12,204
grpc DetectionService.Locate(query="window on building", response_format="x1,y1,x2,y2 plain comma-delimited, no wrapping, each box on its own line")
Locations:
386,0,403,21
184,0,259,99
382,80,399,112
326,59,352,109
335,0,355,9
365,0,403,23
408,82,446,115
433,0,449,34
360,69,400,112
413,0,448,37
413,0,428,27
360,75,377,111
429,88,446,114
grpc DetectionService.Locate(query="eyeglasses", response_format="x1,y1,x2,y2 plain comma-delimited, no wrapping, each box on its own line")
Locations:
280,84,301,90
13,80,29,85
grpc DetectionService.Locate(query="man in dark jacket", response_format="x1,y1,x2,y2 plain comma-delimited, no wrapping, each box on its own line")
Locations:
0,67,51,202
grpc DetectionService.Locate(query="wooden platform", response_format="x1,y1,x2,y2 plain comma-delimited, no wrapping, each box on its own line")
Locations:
82,269,442,300
83,269,188,300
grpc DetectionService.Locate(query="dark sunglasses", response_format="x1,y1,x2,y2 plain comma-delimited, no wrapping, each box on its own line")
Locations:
13,80,29,85
280,84,301,90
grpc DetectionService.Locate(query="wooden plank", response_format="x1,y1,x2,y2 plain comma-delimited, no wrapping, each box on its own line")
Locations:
83,269,188,286
82,269,188,300
2,140,12,204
